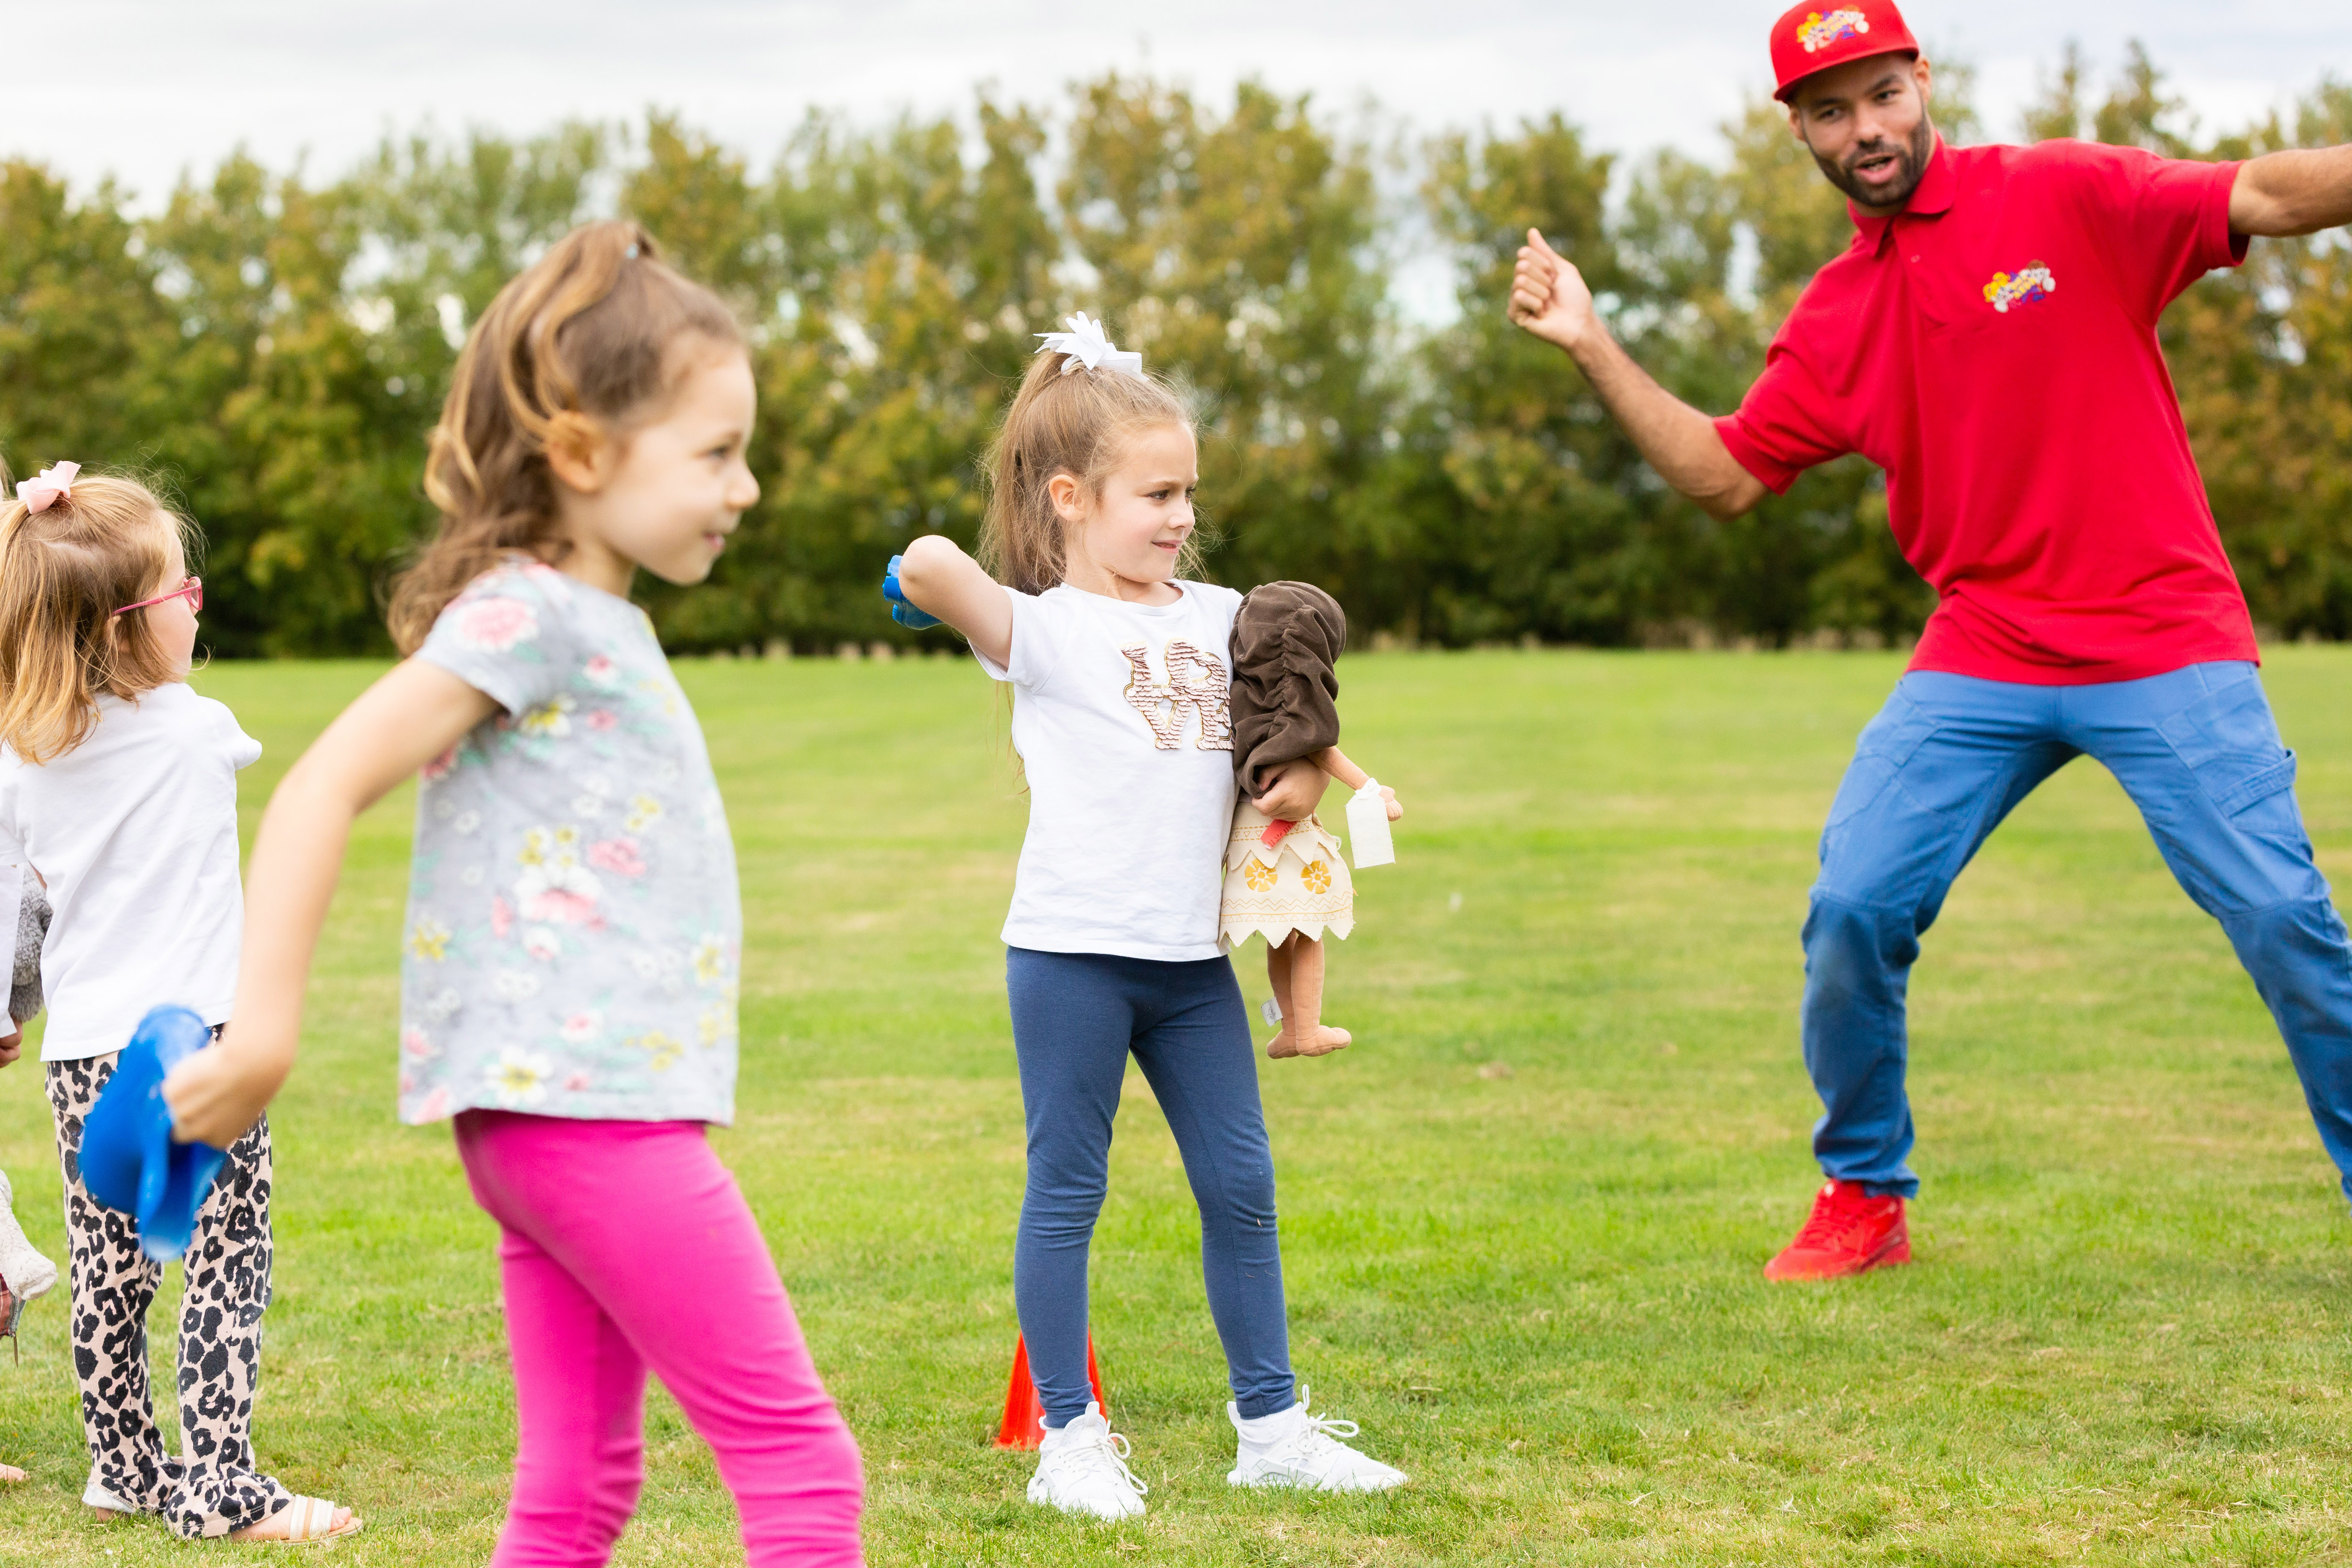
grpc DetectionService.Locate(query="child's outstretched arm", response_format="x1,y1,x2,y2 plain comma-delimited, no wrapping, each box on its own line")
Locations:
891,536,1014,670
162,662,498,1149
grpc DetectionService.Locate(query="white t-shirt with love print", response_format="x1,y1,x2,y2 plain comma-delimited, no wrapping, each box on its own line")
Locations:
975,580,1242,961
403,559,740,1126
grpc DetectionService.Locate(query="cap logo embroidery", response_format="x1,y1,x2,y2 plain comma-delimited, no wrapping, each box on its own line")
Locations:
1984,262,2058,314
1797,9,1871,53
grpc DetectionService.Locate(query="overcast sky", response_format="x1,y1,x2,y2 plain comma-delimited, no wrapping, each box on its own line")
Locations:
6,1,2346,205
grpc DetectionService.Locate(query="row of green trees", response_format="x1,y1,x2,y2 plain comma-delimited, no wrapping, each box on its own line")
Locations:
0,51,2345,656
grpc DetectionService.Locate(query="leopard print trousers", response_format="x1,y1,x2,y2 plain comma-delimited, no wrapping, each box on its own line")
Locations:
47,1051,293,1538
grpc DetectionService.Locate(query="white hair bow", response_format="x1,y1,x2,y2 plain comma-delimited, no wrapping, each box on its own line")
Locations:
1036,312,1144,379
16,461,79,514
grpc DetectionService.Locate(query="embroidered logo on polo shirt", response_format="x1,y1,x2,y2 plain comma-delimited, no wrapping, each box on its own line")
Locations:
1983,263,2058,314
1797,9,1871,53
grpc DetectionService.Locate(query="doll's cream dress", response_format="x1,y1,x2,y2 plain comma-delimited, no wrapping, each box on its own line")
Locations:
1219,801,1354,951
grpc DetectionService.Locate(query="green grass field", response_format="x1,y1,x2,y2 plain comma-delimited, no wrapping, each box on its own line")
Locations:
4,647,2352,1566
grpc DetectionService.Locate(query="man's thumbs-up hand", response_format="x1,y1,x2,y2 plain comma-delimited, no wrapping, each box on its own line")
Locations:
1508,228,1598,353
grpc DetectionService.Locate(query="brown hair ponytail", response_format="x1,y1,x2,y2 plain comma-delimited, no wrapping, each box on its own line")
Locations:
978,342,1200,596
387,220,744,653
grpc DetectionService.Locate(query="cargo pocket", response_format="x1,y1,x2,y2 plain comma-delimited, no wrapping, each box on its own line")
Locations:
2153,673,2324,912
2159,675,2299,820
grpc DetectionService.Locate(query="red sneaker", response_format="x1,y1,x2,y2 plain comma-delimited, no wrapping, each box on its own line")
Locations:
1762,1179,1910,1281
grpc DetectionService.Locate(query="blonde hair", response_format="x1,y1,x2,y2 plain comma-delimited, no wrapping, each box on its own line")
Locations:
387,220,745,653
978,343,1200,595
0,471,193,763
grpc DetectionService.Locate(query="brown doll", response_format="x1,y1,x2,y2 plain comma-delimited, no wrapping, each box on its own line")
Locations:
1221,582,1402,1059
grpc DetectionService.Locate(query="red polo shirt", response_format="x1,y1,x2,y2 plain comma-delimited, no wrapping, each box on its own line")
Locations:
1716,137,2256,684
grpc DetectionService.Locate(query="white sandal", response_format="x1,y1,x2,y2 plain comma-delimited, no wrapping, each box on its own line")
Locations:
84,1470,143,1519
236,1496,365,1545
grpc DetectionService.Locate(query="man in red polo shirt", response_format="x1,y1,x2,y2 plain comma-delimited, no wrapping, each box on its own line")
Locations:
1510,0,2352,1278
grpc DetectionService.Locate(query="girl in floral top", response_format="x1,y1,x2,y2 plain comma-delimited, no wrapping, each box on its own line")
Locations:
163,223,865,1567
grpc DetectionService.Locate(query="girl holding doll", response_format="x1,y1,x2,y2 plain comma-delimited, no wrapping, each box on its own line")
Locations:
891,315,1408,1521
163,223,864,1566
0,465,347,1538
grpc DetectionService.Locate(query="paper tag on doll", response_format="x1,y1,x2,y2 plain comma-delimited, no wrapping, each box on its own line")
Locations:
1260,997,1284,1027
1346,780,1396,869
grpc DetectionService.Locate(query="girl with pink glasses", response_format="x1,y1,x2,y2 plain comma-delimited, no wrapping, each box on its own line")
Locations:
0,464,357,1539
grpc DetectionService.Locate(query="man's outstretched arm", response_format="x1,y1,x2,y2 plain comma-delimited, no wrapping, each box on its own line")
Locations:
1509,229,1768,522
2231,143,2352,238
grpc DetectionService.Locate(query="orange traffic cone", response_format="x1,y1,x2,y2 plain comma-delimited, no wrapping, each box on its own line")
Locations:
994,1333,1108,1449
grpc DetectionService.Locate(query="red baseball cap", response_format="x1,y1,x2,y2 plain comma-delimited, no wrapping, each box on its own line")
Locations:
1770,1,1921,103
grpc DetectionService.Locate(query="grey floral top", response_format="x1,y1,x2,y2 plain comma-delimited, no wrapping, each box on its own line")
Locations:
401,558,740,1126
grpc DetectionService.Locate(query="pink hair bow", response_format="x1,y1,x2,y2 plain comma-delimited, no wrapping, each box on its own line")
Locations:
17,461,79,514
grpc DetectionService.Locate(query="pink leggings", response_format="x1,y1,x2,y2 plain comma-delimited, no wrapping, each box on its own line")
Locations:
455,1112,864,1567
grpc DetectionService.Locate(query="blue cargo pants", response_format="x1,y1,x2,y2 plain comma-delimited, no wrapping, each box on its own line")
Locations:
1803,661,2352,1201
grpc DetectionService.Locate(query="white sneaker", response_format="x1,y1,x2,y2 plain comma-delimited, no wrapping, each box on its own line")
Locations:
1026,1402,1148,1521
1227,1386,1408,1492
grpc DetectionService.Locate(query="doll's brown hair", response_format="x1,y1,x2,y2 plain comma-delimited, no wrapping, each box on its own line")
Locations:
978,340,1201,595
387,220,744,653
0,470,196,763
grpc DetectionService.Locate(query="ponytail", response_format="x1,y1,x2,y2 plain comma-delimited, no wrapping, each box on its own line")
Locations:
389,221,744,652
978,338,1200,595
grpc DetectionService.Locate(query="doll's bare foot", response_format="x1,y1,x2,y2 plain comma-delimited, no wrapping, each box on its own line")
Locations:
1266,1026,1298,1059
0,1463,24,1484
1291,1025,1352,1057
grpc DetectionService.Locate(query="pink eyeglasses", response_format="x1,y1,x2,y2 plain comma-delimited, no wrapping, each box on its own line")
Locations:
113,576,202,617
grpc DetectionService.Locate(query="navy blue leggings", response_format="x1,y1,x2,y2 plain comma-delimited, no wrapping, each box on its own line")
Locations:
1006,947,1295,1424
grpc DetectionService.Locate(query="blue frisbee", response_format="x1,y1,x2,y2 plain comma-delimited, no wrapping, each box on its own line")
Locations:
882,554,943,630
80,1005,228,1263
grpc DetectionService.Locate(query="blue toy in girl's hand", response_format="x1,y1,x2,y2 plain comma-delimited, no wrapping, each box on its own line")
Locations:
882,554,944,630
80,1005,228,1263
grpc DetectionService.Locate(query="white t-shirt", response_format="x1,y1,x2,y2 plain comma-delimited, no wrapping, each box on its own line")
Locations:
977,580,1243,962
0,682,261,1060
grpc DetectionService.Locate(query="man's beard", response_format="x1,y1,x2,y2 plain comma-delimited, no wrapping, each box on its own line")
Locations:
1810,117,1936,211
